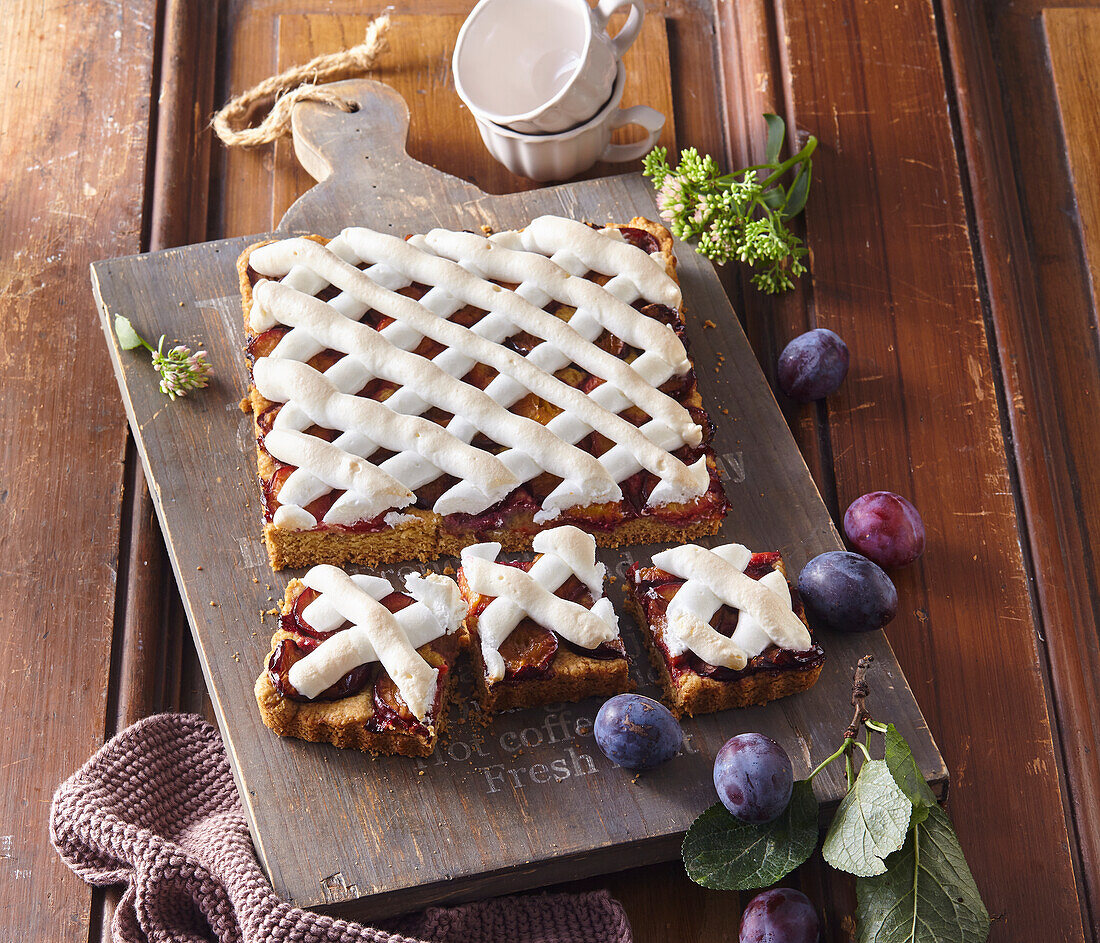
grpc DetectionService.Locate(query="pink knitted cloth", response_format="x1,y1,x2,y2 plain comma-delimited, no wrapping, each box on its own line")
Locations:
51,713,632,943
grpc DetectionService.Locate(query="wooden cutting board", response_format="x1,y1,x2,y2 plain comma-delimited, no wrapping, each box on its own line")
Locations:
89,79,946,920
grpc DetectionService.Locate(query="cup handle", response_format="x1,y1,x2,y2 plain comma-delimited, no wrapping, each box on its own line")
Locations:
592,0,645,57
600,106,666,163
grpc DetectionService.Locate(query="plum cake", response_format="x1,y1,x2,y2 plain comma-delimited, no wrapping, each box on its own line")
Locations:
239,214,728,569
457,525,631,712
255,564,468,756
625,542,824,716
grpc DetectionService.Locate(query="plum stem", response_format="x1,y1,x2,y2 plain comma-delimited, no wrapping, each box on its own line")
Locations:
807,656,878,787
844,654,875,740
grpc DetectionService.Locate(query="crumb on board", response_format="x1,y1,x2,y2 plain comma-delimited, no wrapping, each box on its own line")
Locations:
703,319,717,329
480,224,494,235
196,565,203,571
209,600,217,607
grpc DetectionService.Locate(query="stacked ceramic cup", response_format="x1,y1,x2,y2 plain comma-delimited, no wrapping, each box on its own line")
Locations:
453,0,665,182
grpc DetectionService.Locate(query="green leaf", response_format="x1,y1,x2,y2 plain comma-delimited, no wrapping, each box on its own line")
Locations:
884,725,937,826
764,113,786,164
782,162,812,220
114,315,145,351
760,187,786,211
682,780,819,890
856,805,990,943
823,759,911,877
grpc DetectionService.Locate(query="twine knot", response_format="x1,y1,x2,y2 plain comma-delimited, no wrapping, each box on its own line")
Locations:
212,14,390,148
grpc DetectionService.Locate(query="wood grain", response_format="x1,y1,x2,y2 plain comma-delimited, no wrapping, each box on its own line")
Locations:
91,77,943,919
940,1,1100,938
773,0,1085,939
0,1,159,939
1046,10,1100,304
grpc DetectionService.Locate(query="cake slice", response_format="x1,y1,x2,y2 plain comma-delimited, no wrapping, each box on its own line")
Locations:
625,542,824,716
255,565,467,756
457,525,631,712
239,215,728,569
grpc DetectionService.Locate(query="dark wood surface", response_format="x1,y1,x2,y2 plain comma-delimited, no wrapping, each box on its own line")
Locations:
3,1,1098,941
91,77,944,917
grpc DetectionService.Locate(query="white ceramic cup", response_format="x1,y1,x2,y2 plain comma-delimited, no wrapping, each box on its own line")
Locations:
453,0,645,134
472,63,664,181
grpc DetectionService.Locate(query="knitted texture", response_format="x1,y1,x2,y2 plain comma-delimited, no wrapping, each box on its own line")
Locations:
50,713,633,943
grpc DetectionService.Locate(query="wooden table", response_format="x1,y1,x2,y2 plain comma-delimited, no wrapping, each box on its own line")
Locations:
2,1,1096,941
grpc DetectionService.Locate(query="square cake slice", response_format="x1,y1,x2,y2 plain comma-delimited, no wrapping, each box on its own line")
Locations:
625,542,824,716
255,565,468,757
240,215,728,569
457,525,632,712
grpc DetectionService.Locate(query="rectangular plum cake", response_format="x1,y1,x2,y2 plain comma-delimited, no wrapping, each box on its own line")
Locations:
457,525,632,712
239,215,729,569
255,565,468,756
625,542,825,715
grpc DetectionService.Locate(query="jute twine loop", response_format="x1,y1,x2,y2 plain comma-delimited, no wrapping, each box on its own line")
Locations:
212,14,391,147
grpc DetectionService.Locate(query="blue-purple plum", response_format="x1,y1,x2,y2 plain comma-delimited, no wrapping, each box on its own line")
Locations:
777,329,849,402
798,551,898,634
594,694,682,770
739,888,820,943
713,733,793,824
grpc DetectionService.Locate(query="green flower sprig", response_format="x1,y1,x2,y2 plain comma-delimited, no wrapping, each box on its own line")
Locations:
115,316,213,401
642,114,816,294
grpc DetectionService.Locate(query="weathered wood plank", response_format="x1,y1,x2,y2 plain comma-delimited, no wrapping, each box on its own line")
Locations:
778,0,1085,939
91,77,943,918
937,2,1100,935
1046,9,1100,305
0,1,159,939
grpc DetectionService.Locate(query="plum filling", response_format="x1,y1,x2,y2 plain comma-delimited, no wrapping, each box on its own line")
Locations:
372,672,434,737
267,637,378,701
467,560,625,682
268,587,453,736
499,622,559,679
629,555,825,683
441,488,539,537
618,226,662,255
258,459,394,531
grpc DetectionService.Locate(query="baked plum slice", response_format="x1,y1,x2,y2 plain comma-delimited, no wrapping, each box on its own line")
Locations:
618,226,662,255
372,671,431,735
267,637,378,701
500,621,558,680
